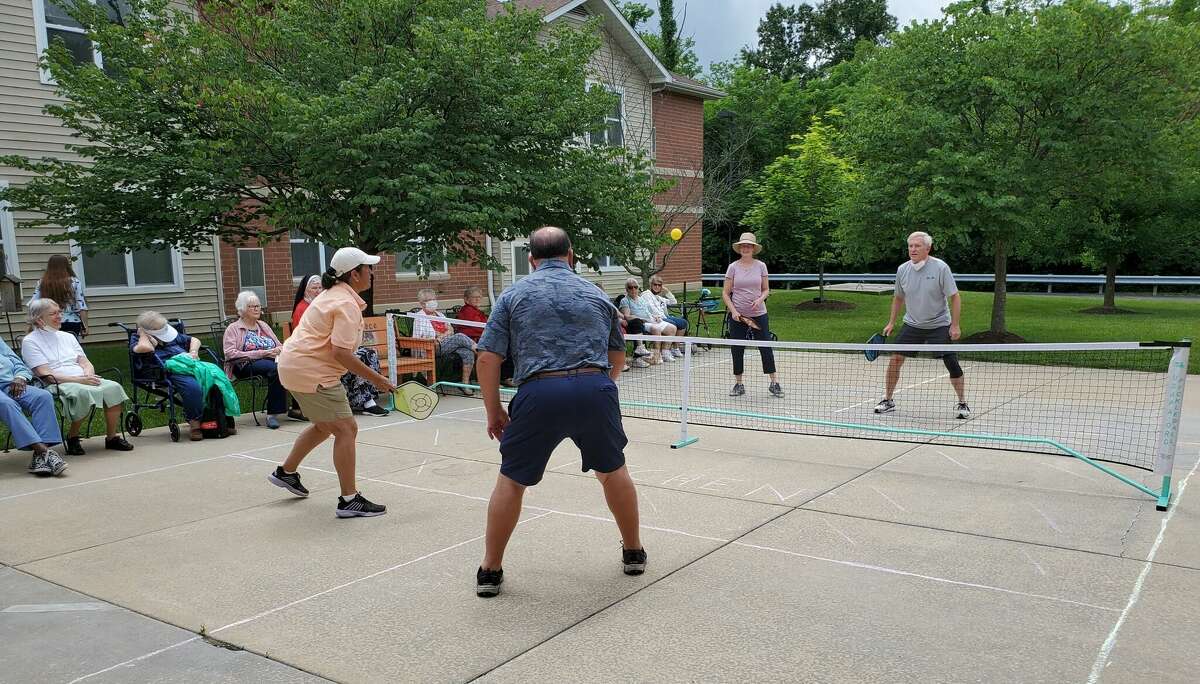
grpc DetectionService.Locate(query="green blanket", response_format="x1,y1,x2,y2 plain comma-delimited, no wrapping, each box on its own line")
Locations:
163,354,242,417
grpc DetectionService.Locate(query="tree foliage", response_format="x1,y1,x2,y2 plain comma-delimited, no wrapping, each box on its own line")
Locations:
742,117,857,299
743,0,896,83
0,0,659,273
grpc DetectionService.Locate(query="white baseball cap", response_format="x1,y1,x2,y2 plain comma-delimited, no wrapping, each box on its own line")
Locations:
329,247,381,277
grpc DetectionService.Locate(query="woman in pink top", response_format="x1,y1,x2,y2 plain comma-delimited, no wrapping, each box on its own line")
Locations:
222,291,286,430
722,232,783,399
269,248,397,519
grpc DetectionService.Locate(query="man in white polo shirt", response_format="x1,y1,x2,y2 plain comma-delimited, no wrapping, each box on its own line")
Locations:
874,231,970,419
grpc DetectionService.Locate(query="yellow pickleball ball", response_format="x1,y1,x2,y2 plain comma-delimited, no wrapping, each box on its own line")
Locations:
670,228,683,241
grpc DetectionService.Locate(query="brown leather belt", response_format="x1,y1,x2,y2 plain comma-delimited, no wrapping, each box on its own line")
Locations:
526,367,606,382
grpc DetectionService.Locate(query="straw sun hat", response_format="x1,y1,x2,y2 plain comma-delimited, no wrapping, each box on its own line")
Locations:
732,232,763,255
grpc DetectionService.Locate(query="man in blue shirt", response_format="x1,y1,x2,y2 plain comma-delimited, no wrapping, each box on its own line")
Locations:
473,226,645,597
0,338,66,475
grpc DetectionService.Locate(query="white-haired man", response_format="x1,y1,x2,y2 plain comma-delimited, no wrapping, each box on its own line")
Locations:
874,231,970,419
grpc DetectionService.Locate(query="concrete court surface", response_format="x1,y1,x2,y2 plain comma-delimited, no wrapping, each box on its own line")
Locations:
1,377,1198,683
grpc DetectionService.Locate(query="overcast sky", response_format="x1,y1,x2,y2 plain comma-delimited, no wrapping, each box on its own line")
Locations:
644,1,951,72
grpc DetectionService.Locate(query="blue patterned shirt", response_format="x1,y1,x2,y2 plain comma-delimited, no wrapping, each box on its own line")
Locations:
478,259,624,382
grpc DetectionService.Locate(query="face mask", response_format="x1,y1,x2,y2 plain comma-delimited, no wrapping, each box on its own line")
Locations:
911,258,927,271
425,300,439,310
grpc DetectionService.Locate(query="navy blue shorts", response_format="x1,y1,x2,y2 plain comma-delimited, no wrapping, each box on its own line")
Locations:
499,372,627,486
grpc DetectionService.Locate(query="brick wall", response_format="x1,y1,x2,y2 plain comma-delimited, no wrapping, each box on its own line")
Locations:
651,89,706,286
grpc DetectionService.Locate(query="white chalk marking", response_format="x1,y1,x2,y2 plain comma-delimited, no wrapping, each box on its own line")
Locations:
1020,549,1046,576
68,637,200,683
734,541,1118,613
869,486,907,512
0,455,229,503
433,430,440,447
3,602,113,613
822,517,857,545
1028,504,1062,534
833,365,971,414
1087,456,1199,683
1040,460,1094,480
213,512,552,636
936,450,970,470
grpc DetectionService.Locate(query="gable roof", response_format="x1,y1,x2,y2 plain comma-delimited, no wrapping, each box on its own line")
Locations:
487,0,725,100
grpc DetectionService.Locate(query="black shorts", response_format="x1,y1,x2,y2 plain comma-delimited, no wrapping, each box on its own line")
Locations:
498,372,627,486
893,324,953,358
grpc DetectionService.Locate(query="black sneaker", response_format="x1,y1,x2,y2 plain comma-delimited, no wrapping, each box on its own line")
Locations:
361,404,389,416
27,451,52,476
874,398,895,414
65,437,85,456
268,466,309,497
476,567,504,597
769,382,784,398
336,493,386,518
956,402,971,419
622,547,647,576
105,436,134,451
729,383,745,397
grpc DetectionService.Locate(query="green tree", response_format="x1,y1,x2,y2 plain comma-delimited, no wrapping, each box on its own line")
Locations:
840,0,1199,336
743,0,896,83
659,0,679,71
0,0,658,274
742,117,857,301
618,0,701,77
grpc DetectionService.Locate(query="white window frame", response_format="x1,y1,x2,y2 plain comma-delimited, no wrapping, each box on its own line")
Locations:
236,247,268,308
394,239,448,279
31,0,106,85
0,181,19,279
288,229,333,282
596,254,624,273
510,241,530,282
585,81,626,148
69,239,185,295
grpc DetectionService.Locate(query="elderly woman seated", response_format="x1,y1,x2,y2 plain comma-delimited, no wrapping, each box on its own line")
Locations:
132,311,240,441
618,277,676,365
22,298,134,456
413,288,477,396
223,291,287,429
0,335,66,476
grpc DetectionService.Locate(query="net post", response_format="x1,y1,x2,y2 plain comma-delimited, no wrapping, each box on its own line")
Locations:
671,340,698,449
1153,343,1189,511
384,313,398,411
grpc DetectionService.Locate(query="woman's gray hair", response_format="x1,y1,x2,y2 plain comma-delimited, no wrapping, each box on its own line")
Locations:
235,290,261,315
136,311,167,331
908,231,933,248
416,288,437,303
27,298,57,326
624,277,640,289
463,286,483,299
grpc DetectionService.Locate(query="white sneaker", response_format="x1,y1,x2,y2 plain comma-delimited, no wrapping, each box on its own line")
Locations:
634,344,651,357
661,352,673,363
631,358,650,368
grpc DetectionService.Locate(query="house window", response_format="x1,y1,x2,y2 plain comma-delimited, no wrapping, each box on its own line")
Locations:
77,245,182,293
0,181,18,280
588,86,624,148
289,228,333,278
512,243,530,281
596,255,622,271
32,1,133,82
237,248,267,308
395,240,448,277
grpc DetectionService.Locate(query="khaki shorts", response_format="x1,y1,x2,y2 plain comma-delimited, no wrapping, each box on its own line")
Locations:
291,384,353,423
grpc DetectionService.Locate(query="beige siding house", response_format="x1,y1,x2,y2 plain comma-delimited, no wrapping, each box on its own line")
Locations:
0,0,223,344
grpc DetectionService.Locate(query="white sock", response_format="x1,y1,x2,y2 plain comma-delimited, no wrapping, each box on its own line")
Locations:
364,399,377,409
283,467,297,475
341,492,358,503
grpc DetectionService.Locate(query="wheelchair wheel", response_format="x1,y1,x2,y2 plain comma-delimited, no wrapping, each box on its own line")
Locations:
125,413,143,437
168,421,181,442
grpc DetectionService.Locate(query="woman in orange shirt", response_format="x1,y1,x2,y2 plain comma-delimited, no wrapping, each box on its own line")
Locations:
269,248,396,518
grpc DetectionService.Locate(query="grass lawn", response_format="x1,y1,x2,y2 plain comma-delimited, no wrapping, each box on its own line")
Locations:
688,290,1199,374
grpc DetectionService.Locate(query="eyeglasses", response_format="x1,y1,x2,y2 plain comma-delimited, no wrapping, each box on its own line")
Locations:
650,283,662,288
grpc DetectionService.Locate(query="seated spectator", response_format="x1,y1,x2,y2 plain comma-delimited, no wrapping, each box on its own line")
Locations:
413,288,477,396
649,277,690,355
293,274,388,416
223,291,287,430
457,287,488,342
0,336,66,476
132,311,239,441
22,298,134,456
618,278,676,365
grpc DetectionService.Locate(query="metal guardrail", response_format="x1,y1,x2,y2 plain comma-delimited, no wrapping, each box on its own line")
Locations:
700,273,1200,295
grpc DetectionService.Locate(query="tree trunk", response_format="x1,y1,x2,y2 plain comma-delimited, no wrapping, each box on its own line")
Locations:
989,239,1008,335
817,260,825,302
1103,259,1117,309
